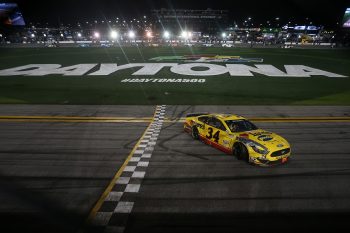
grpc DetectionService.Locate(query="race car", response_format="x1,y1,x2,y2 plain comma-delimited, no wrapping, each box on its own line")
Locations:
184,113,291,166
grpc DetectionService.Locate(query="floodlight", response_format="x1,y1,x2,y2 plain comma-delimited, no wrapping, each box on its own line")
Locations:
163,31,170,39
110,30,118,39
94,32,100,38
128,31,135,39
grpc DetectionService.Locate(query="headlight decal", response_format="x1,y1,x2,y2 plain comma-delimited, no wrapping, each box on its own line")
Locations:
238,137,269,155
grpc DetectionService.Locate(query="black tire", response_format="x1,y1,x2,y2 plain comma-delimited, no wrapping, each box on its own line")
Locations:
233,143,249,162
191,126,199,140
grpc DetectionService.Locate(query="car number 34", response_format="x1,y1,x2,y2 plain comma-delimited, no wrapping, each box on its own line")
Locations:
206,127,220,143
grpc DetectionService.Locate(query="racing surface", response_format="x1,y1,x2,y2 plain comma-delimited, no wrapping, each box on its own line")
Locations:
0,105,350,232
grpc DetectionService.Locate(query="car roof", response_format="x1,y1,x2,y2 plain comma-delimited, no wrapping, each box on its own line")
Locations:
206,114,246,121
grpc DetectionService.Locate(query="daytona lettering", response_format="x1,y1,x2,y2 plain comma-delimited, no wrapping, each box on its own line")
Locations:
0,63,346,77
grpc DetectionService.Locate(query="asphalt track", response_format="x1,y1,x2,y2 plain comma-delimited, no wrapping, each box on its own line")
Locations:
0,105,350,233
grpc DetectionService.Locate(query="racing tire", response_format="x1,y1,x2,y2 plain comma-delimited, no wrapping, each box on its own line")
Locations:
233,143,249,162
191,126,199,140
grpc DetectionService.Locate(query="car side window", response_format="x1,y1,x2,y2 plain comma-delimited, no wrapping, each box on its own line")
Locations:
198,116,209,124
207,117,226,131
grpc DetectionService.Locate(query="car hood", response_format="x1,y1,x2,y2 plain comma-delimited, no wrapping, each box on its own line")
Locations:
238,129,289,149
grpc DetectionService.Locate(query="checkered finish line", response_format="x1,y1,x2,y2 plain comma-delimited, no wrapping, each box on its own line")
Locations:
91,105,166,233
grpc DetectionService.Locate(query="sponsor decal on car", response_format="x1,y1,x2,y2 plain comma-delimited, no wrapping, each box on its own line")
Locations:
258,135,274,141
222,139,230,145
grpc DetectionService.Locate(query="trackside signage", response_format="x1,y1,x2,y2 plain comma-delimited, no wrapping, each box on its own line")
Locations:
0,63,347,77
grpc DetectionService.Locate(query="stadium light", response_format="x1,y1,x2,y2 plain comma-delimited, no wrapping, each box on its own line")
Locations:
222,32,227,38
77,33,82,38
31,33,35,38
94,32,100,39
163,31,170,39
146,31,152,38
110,30,118,39
181,31,192,39
60,33,64,37
128,31,135,39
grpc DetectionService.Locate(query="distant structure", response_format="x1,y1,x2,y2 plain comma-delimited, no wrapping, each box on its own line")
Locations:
152,8,229,36
0,3,25,26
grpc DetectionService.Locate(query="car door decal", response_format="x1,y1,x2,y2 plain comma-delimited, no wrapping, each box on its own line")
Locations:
206,127,220,143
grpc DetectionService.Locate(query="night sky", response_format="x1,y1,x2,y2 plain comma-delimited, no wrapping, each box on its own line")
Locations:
2,0,350,27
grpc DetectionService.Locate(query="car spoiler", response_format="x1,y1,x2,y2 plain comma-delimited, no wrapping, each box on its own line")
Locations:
185,113,209,118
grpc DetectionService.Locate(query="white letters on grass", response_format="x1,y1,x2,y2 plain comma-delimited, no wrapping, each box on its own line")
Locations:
0,63,346,78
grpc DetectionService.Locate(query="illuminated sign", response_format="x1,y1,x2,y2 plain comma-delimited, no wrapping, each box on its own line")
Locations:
294,26,306,30
291,25,319,31
307,26,319,30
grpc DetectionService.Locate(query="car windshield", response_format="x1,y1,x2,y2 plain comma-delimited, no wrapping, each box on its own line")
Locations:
225,120,258,133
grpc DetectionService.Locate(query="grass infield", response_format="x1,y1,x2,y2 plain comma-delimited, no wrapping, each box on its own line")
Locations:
0,47,349,105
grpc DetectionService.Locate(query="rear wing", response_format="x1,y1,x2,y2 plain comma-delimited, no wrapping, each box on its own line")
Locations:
185,113,209,118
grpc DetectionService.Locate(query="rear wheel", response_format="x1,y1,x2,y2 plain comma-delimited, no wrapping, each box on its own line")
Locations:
191,126,199,140
233,143,249,162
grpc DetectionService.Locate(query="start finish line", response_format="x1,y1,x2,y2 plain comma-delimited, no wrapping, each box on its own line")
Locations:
0,63,347,77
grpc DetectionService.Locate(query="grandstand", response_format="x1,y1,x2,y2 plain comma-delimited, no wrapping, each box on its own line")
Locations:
0,5,349,47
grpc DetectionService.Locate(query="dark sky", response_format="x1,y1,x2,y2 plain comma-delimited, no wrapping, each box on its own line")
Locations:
2,0,350,27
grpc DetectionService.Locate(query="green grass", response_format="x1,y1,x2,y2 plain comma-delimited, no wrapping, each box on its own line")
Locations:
0,47,349,105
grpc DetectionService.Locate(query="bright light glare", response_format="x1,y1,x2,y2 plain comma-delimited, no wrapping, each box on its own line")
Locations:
77,33,82,38
110,30,118,39
128,31,135,39
222,32,227,38
146,31,152,38
94,32,100,38
181,31,192,39
163,31,170,39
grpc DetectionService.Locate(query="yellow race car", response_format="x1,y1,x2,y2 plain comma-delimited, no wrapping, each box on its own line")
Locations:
184,113,291,166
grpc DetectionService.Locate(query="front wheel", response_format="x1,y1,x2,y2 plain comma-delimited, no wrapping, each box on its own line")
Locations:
233,143,249,162
191,126,199,140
